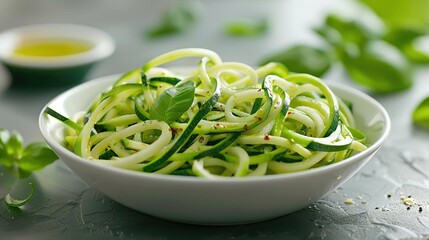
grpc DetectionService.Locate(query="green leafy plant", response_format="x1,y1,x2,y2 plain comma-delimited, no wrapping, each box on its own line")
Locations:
261,13,427,93
0,129,58,207
150,81,195,124
341,41,413,93
384,28,429,64
146,4,197,39
359,0,429,31
0,129,58,178
5,182,34,208
260,45,331,78
224,18,268,37
412,97,429,129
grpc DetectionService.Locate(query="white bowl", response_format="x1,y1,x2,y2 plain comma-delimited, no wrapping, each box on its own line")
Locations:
39,74,390,225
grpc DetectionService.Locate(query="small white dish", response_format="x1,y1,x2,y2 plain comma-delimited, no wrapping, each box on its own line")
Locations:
39,74,390,225
0,24,115,87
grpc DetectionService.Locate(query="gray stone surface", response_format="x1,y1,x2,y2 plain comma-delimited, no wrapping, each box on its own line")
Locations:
1,0,429,239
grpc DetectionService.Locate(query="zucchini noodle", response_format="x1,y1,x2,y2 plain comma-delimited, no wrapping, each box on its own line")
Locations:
46,48,368,178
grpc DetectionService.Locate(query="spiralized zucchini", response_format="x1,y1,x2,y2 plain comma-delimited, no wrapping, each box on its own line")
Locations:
47,48,367,178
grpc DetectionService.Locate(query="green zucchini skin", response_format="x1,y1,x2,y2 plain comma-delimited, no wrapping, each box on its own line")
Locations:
45,107,82,132
143,78,221,172
46,48,368,177
194,132,240,159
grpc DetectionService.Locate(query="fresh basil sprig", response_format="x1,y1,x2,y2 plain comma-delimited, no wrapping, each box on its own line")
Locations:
150,81,195,124
0,129,58,178
261,13,423,93
342,41,412,93
0,129,58,207
5,182,35,208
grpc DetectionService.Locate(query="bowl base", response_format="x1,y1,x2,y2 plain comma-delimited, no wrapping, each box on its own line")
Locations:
4,62,95,88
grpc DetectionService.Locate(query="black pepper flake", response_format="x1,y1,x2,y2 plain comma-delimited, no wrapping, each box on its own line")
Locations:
408,195,412,198
387,194,391,198
419,207,423,212
375,207,379,210
407,206,411,210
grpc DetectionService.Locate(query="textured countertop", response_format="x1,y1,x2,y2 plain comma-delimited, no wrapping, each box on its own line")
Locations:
1,0,429,239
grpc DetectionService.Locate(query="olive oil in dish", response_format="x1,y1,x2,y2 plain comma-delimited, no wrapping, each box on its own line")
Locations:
13,39,93,57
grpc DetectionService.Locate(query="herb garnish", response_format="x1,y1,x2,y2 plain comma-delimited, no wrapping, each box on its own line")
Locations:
0,129,58,207
150,81,195,124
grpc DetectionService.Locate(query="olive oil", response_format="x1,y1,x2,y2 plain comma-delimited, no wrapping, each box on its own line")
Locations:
13,39,93,57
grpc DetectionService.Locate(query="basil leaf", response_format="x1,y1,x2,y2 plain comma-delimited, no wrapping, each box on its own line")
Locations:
384,28,429,64
314,25,342,47
322,15,377,49
400,40,429,64
384,28,425,46
0,129,58,178
413,96,429,129
343,41,412,93
360,0,429,30
6,131,23,158
224,18,268,37
19,142,58,172
146,4,196,39
150,81,195,124
5,182,34,208
0,156,14,168
260,45,331,77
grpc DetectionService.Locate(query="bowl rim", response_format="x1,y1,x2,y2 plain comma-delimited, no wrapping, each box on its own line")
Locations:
39,74,391,184
0,23,115,68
